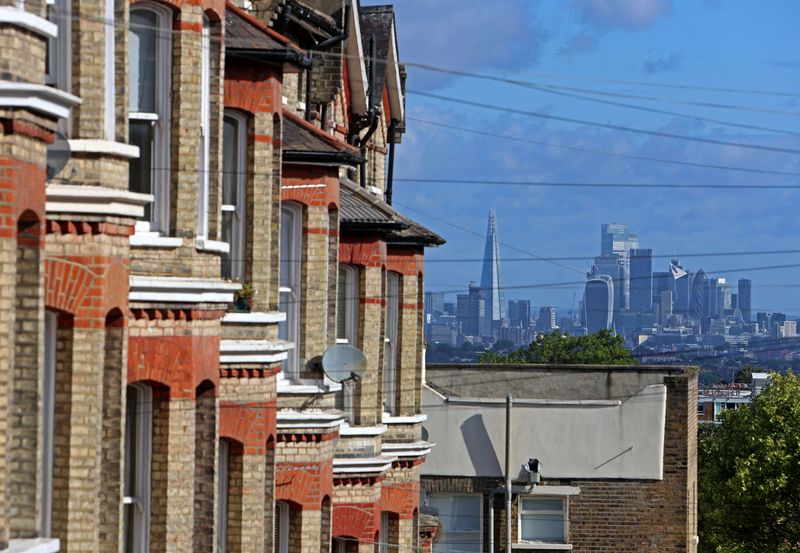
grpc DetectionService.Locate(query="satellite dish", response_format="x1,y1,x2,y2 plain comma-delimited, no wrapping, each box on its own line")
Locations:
321,344,366,383
46,131,71,180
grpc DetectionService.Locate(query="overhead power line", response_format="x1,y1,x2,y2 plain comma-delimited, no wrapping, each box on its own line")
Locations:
408,117,800,179
395,177,800,190
407,90,800,156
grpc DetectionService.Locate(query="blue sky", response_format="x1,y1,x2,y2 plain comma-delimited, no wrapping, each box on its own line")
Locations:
364,0,800,315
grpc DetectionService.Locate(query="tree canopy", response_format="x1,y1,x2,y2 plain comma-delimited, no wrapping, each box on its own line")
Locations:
478,329,637,365
699,372,800,552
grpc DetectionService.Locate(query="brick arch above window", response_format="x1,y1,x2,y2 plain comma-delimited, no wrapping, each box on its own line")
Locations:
130,0,223,19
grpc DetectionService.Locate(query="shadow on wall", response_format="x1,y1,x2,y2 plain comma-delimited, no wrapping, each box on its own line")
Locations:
461,414,502,476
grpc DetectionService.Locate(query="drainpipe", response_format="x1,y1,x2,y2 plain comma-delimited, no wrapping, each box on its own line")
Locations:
505,394,513,553
488,485,502,553
359,35,378,188
304,52,313,121
385,118,397,204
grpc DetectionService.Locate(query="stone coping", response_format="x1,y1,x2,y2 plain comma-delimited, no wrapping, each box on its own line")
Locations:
0,81,79,119
332,456,396,474
277,409,345,429
5,539,61,553
339,423,387,437
129,276,240,304
46,184,152,218
0,7,56,38
382,413,426,425
222,311,286,324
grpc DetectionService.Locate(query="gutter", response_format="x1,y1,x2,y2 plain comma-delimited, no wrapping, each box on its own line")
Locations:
227,48,312,69
282,150,364,166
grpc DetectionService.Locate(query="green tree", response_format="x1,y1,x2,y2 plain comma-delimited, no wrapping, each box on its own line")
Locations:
734,365,755,384
699,373,800,552
478,329,637,365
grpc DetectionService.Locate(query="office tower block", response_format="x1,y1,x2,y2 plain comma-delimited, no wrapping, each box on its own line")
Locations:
738,278,752,322
594,254,625,327
691,269,707,320
601,224,638,309
652,271,673,302
718,278,732,311
731,293,738,310
585,273,614,334
425,291,445,315
703,278,720,319
537,306,557,332
509,299,532,329
670,260,690,315
480,209,504,337
629,248,652,313
660,290,673,325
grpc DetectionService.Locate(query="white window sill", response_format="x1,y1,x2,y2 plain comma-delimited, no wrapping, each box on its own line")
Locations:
513,543,572,551
6,538,61,553
196,238,230,254
222,311,286,324
130,232,182,248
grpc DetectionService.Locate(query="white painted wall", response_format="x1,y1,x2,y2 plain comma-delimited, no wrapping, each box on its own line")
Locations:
422,383,666,480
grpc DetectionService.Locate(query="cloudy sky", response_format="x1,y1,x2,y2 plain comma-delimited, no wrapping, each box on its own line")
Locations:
364,0,800,316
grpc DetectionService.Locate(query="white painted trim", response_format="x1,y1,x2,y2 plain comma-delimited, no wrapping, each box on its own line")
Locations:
277,379,342,395
222,311,286,324
367,185,383,196
344,0,368,115
46,185,152,218
382,413,426,425
277,409,345,429
196,238,230,254
332,456,395,474
339,423,387,437
220,339,293,363
129,276,240,304
381,441,432,459
0,81,79,119
281,183,326,189
129,233,183,248
6,539,61,553
386,23,404,122
221,352,288,364
512,544,572,551
526,486,580,496
0,7,57,38
68,139,139,159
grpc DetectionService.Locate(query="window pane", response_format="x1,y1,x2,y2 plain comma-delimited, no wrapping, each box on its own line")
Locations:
337,267,348,341
221,116,239,279
521,499,563,511
130,10,158,113
279,208,295,286
452,496,481,532
520,513,564,542
128,120,154,222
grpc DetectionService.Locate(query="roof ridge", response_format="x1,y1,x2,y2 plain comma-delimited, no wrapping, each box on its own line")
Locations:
282,109,360,154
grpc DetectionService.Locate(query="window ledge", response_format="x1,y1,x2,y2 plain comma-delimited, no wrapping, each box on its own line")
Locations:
196,238,230,254
0,81,80,120
0,7,57,38
382,413,427,425
339,423,387,437
130,232,182,248
5,538,61,553
46,184,152,218
67,139,139,159
222,311,286,324
512,543,572,551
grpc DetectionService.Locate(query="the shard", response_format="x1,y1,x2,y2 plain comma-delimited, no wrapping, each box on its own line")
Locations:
480,209,504,337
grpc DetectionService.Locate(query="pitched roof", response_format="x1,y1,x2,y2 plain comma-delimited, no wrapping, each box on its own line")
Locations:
282,111,363,164
225,2,306,55
339,178,445,246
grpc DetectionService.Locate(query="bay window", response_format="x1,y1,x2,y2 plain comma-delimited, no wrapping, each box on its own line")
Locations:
123,384,153,553
129,4,171,231
221,111,247,279
518,497,568,544
428,494,482,553
279,203,302,379
383,272,399,414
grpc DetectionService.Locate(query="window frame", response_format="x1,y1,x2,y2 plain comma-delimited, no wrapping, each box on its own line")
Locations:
336,264,360,346
383,272,400,415
427,493,483,553
517,496,569,545
104,0,115,139
40,311,58,537
276,501,290,553
128,2,172,233
217,440,230,553
197,14,211,239
45,0,72,136
379,512,389,553
221,110,248,280
123,384,153,553
279,202,303,380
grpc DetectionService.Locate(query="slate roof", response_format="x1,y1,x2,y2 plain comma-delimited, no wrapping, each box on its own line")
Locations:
359,6,394,103
339,178,445,246
225,2,305,55
282,111,361,162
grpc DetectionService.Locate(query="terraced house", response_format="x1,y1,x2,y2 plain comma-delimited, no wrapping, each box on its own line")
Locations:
0,0,443,552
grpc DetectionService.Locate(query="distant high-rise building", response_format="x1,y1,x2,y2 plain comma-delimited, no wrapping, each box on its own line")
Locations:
738,278,752,322
509,299,532,329
660,290,673,325
601,224,638,309
594,254,625,327
718,278,732,312
652,271,673,301
585,273,614,334
670,260,690,315
480,209,504,337
537,306,557,332
691,270,707,321
456,282,485,337
629,248,652,313
424,291,445,315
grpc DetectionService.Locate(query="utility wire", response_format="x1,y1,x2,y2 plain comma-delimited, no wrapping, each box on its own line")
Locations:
407,117,800,179
395,177,800,191
408,90,800,156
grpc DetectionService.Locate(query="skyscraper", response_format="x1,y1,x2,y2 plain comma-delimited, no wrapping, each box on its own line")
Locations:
600,224,638,309
585,272,614,334
670,260,690,315
629,248,652,313
738,278,752,322
537,306,557,332
594,254,625,327
691,269,707,320
480,209,504,337
509,299,531,329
